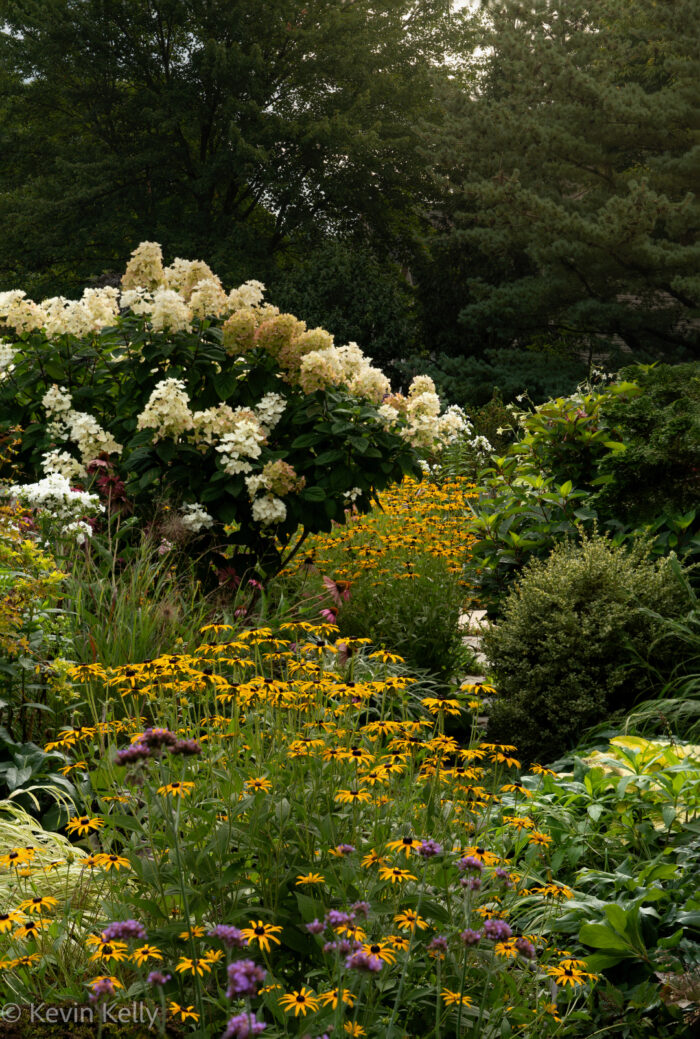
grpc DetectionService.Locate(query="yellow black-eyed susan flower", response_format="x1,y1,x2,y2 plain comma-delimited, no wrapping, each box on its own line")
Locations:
96,854,131,872
157,781,195,797
278,987,320,1016
386,836,421,858
241,920,282,953
168,1003,199,1022
318,988,355,1008
335,788,372,805
442,989,473,1006
362,941,396,964
378,866,417,884
19,896,58,915
295,873,324,885
393,909,428,931
175,956,212,976
65,815,103,837
0,911,25,932
131,945,162,966
546,963,594,987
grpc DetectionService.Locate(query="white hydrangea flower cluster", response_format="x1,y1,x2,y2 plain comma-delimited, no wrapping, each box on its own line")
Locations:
42,385,122,463
0,340,16,373
244,459,304,524
7,472,103,543
179,502,214,533
65,411,123,463
137,378,194,441
189,278,229,319
42,450,87,481
376,376,470,453
298,348,345,394
215,410,267,475
120,287,193,333
192,403,239,446
0,290,45,334
255,392,286,432
148,289,193,333
0,288,120,338
295,338,390,405
437,404,471,444
41,288,120,338
227,279,266,312
251,494,287,526
121,240,165,290
42,385,73,415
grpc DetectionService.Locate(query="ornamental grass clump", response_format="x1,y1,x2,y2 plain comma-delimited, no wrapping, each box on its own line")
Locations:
483,533,688,765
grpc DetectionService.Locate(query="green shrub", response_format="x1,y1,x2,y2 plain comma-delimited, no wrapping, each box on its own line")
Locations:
595,362,700,525
336,551,466,678
483,534,688,765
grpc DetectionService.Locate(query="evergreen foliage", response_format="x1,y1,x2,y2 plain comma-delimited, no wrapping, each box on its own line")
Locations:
430,0,700,358
484,534,687,764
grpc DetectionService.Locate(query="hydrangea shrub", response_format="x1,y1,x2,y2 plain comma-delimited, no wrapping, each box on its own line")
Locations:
0,243,469,573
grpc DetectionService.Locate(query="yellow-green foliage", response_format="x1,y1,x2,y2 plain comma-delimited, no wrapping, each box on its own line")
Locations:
0,504,65,659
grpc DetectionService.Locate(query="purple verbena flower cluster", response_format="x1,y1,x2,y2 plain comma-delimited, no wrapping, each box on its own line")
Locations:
222,1012,266,1039
102,920,146,941
226,959,266,998
483,918,513,941
208,924,248,948
345,950,382,973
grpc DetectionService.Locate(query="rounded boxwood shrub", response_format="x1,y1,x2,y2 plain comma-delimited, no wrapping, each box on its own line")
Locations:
483,534,687,765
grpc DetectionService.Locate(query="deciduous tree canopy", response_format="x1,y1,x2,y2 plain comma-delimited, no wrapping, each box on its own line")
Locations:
0,0,455,292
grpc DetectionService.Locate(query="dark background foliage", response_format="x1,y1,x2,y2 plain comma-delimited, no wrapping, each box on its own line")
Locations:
0,0,697,404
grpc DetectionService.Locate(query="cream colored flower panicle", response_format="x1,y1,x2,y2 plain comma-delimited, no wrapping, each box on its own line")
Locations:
408,375,437,398
120,288,153,315
65,410,122,463
377,402,401,430
437,404,469,443
42,450,87,481
137,378,194,441
179,502,214,533
121,241,165,291
349,364,391,404
251,494,287,526
163,258,221,300
0,340,15,373
334,342,391,404
255,393,286,432
192,403,240,446
227,279,266,312
189,278,229,319
149,288,193,333
41,385,122,461
298,348,345,394
42,385,73,416
81,287,121,328
215,410,267,475
0,290,45,334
